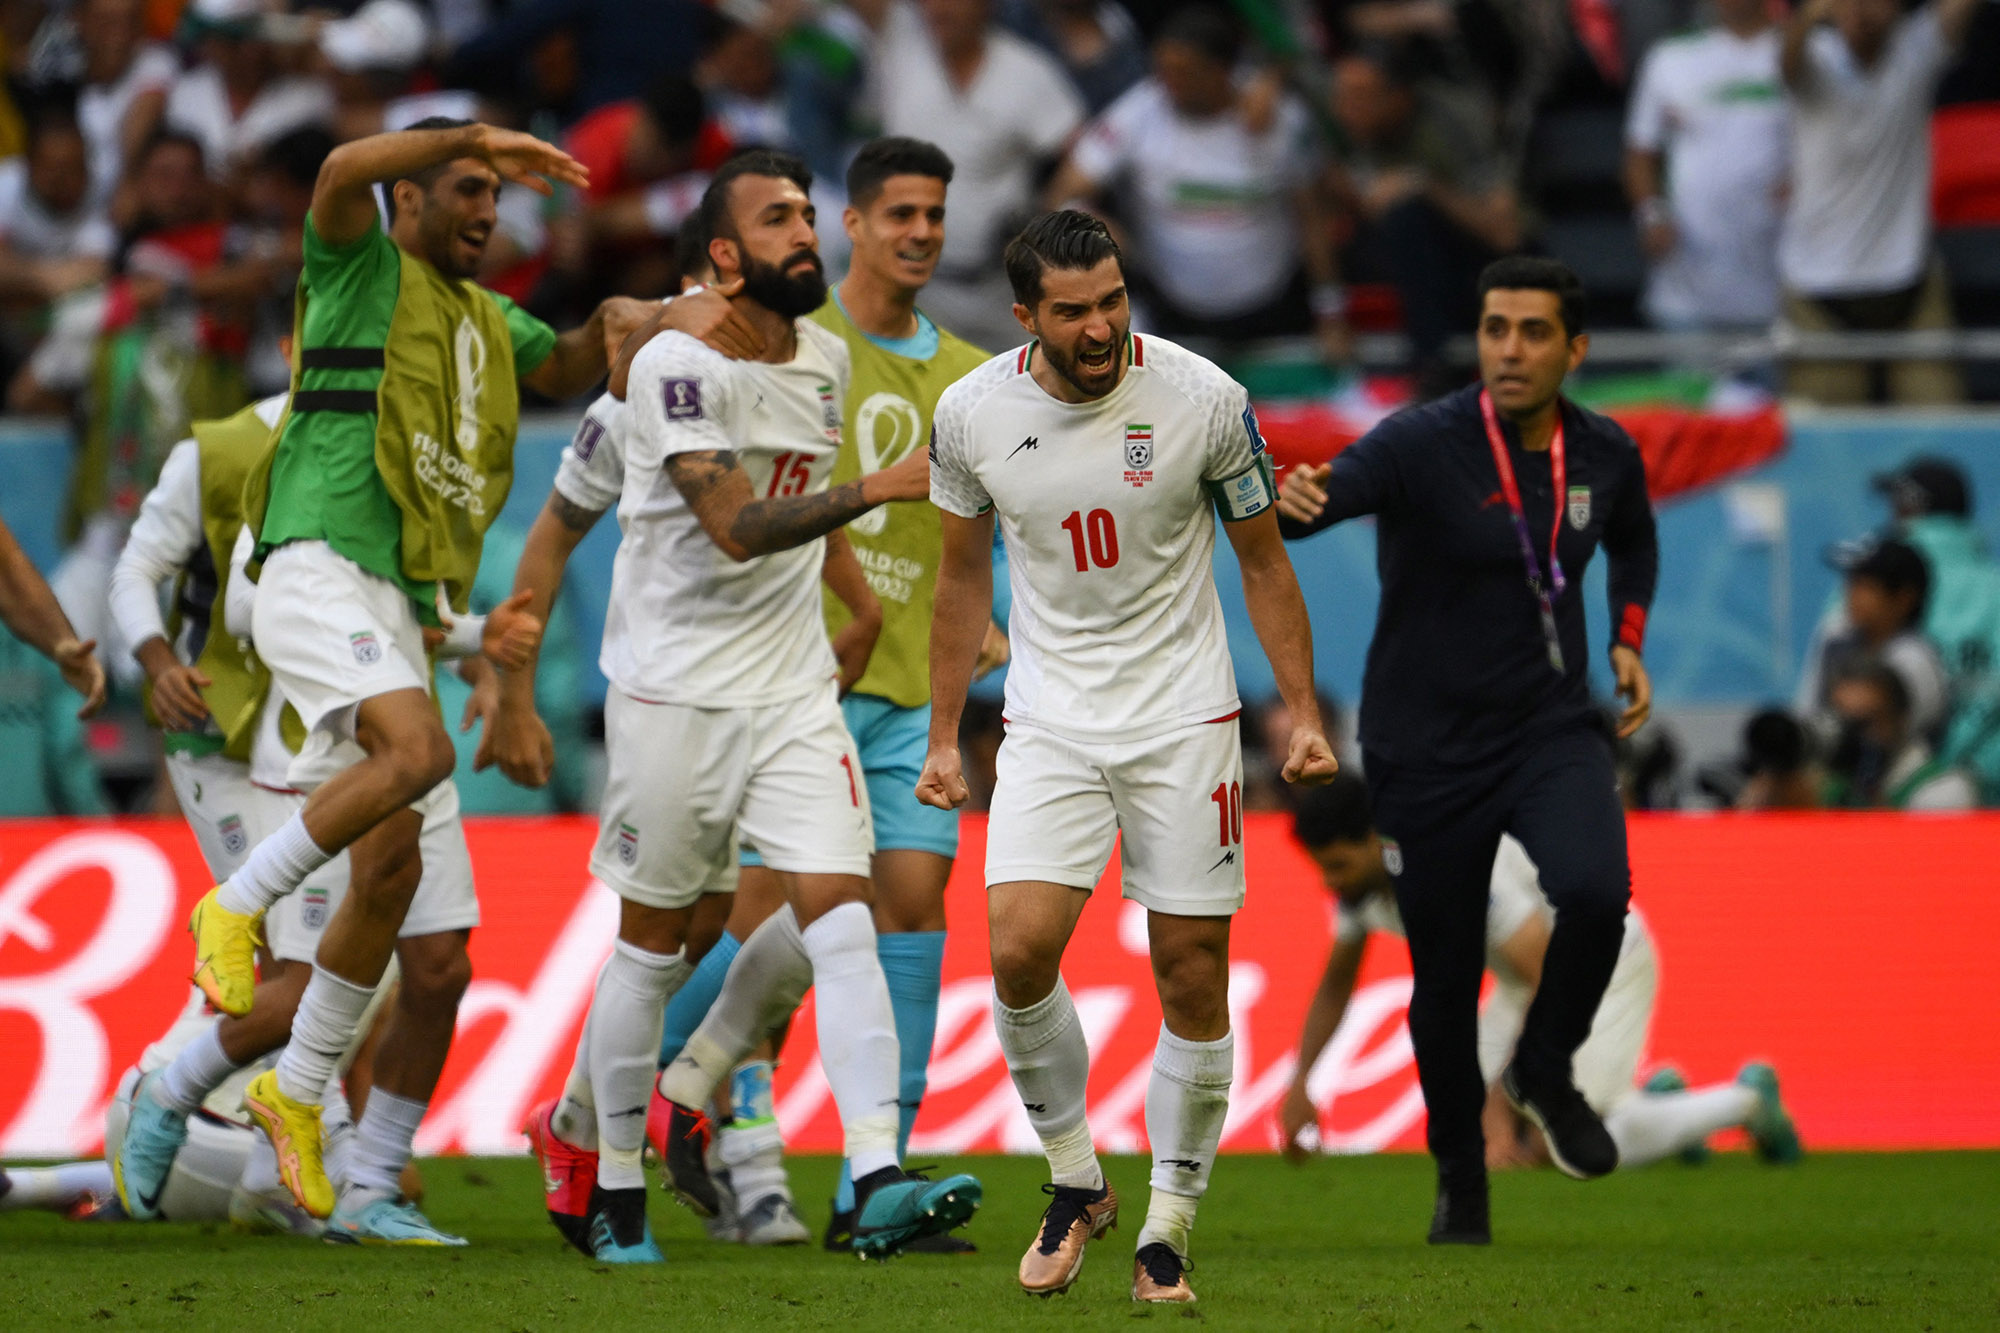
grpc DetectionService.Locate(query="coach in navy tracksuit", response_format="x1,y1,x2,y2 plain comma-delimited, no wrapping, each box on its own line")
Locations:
1278,257,1659,1244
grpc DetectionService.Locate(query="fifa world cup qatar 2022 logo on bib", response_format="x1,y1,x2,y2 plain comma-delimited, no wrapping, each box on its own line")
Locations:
1124,424,1154,488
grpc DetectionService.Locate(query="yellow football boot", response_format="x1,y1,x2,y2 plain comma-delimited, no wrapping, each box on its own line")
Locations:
242,1069,334,1220
188,887,263,1017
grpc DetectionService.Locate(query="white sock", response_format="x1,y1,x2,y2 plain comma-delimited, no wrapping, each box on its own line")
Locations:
1139,1025,1234,1254
274,969,375,1104
216,812,331,914
343,1088,427,1201
719,1118,789,1207
154,1024,239,1115
552,1000,598,1151
994,981,1101,1190
322,1080,356,1191
800,902,900,1180
0,1161,113,1212
657,907,811,1109
589,939,693,1190
1606,1085,1759,1167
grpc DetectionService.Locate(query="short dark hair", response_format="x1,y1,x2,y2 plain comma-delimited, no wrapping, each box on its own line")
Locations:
846,136,955,210
1290,773,1375,849
674,210,710,287
640,75,706,149
1477,255,1587,339
386,116,477,223
1004,209,1123,307
698,147,813,246
257,126,335,191
1743,708,1810,777
1155,5,1243,66
1832,657,1912,721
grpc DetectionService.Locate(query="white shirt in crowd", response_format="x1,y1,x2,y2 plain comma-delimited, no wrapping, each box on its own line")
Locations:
611,324,851,707
1624,26,1789,327
864,2,1084,276
166,66,335,178
78,42,179,202
930,334,1262,743
1779,8,1951,297
0,159,116,260
1068,79,1319,320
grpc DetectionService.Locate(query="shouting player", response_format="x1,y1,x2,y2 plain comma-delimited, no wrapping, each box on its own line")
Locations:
919,210,1336,1302
541,149,978,1263
181,117,649,1224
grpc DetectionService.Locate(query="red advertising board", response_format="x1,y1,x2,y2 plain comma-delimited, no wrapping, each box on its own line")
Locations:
2,815,1996,1158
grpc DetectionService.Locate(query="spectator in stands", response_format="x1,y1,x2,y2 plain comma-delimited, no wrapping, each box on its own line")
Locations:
862,0,1086,352
1872,457,1998,691
315,0,433,143
1624,0,1788,336
1797,537,1949,744
999,0,1148,114
1778,0,1984,404
73,0,176,208
1732,708,1822,811
236,127,330,395
165,0,334,188
1822,657,1976,809
563,74,723,299
0,110,116,370
445,0,707,119
1327,47,1524,397
1048,5,1347,360
696,10,791,152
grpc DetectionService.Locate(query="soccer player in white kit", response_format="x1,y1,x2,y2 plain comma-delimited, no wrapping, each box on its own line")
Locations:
918,210,1337,1303
541,149,978,1263
1281,775,1803,1173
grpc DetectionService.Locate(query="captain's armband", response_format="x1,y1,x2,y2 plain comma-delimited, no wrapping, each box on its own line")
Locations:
1206,455,1278,522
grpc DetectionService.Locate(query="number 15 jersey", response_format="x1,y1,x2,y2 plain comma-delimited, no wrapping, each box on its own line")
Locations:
930,333,1274,744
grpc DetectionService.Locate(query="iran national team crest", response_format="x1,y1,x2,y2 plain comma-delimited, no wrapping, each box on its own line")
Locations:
817,382,841,443
616,822,640,866
1567,485,1592,531
218,813,247,858
302,883,329,931
349,631,381,665
1381,838,1404,877
1123,424,1154,488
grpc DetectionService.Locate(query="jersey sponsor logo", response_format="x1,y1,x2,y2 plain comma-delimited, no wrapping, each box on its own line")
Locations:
1567,486,1592,530
217,814,247,858
615,822,639,866
1123,424,1154,488
663,379,702,420
1381,839,1404,877
1007,435,1040,459
572,416,606,463
851,392,924,537
453,318,487,454
349,631,381,665
1242,403,1267,456
301,884,329,932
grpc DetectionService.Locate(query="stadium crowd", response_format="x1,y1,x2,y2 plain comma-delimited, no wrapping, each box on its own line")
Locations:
0,0,1995,817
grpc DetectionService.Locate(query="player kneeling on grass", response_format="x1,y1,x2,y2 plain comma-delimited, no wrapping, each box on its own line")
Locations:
918,210,1337,1303
1278,775,1802,1178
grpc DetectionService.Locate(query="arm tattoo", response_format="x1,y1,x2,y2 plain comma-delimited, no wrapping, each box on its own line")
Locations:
664,449,877,557
549,493,606,533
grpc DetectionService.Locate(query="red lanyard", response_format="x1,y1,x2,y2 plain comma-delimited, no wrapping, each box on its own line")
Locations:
1478,387,1568,671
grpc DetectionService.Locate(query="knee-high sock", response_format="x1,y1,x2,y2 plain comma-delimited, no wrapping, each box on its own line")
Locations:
343,1087,427,1201
719,1059,789,1206
216,812,332,914
275,968,375,1104
154,1023,239,1115
0,1161,113,1212
800,902,901,1179
552,998,599,1151
994,980,1100,1190
1605,1085,1758,1167
658,930,740,1068
588,940,693,1190
1140,1025,1234,1256
657,907,810,1109
835,930,945,1212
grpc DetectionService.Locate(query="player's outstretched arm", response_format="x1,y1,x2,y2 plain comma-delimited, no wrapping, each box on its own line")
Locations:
488,489,605,787
916,509,996,811
312,122,589,249
606,281,764,399
1225,509,1336,785
664,446,929,563
1281,933,1366,1162
0,515,104,718
822,530,882,697
521,295,659,401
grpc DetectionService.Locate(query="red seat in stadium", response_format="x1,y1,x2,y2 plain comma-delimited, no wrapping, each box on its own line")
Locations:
1932,103,2000,227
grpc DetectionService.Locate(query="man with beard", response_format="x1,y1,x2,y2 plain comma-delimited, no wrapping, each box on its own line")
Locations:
178,115,650,1236
544,149,979,1264
919,210,1336,1302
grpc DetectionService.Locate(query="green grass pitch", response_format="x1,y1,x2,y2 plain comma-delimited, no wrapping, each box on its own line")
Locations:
4,1152,1995,1330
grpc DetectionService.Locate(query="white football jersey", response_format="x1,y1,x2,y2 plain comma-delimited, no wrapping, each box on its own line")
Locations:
553,391,629,517
931,334,1270,743
612,323,851,706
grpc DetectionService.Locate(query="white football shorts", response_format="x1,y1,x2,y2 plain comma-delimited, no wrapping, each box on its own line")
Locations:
986,717,1248,917
592,678,874,910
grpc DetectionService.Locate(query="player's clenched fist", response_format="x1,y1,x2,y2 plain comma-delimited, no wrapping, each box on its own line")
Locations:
481,589,544,670
1277,462,1332,526
914,745,970,811
1282,728,1339,786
